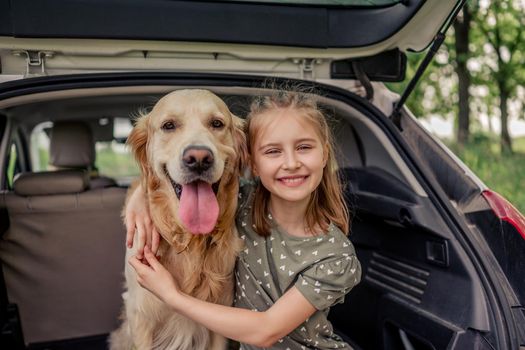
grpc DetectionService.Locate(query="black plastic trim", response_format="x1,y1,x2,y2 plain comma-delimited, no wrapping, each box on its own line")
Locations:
331,49,407,82
0,72,264,100
393,110,516,348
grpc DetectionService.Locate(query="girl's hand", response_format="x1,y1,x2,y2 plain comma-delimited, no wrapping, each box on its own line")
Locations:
125,184,161,259
128,246,180,304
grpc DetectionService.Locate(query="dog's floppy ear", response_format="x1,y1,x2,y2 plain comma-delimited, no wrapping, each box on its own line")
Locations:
127,112,152,182
232,115,248,173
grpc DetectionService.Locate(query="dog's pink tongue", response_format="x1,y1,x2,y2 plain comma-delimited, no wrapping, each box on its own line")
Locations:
178,181,219,234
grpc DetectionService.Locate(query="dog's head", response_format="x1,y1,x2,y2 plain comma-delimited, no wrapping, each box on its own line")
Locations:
127,89,247,238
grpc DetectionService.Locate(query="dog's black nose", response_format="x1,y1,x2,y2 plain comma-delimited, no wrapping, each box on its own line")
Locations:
182,146,214,173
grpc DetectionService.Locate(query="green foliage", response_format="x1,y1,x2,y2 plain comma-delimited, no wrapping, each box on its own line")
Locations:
96,147,140,178
389,0,525,150
449,134,525,214
387,36,458,120
39,148,49,170
6,145,16,188
469,0,525,143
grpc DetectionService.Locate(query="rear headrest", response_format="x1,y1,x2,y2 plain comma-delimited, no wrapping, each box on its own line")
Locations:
13,170,90,196
49,121,95,168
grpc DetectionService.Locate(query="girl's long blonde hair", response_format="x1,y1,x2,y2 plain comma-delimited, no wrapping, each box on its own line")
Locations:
247,88,351,236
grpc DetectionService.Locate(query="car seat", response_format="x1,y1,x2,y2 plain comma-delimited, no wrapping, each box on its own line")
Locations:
0,169,127,346
49,120,117,189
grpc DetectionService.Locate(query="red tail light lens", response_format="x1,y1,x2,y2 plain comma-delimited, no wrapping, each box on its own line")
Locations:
482,190,525,240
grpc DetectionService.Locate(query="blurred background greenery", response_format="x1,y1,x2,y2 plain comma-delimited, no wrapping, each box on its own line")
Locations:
389,0,525,213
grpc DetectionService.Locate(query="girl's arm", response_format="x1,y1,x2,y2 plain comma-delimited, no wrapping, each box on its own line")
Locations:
125,183,161,259
129,247,317,348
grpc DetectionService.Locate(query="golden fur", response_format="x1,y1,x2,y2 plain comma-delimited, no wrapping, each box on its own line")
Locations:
110,89,246,350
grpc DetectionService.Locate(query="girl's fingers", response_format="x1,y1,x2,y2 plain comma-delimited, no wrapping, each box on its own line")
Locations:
125,213,135,248
145,219,152,249
143,246,162,270
128,255,147,274
152,228,160,255
136,221,147,259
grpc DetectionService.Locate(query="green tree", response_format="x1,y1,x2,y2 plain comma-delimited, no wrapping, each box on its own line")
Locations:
389,14,465,137
389,40,457,123
471,0,525,153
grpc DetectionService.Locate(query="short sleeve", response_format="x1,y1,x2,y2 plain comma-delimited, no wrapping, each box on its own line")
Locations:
295,254,361,310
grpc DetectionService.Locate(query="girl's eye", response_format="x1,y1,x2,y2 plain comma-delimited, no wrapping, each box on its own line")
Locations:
264,148,280,155
161,121,177,131
298,144,312,151
211,119,225,129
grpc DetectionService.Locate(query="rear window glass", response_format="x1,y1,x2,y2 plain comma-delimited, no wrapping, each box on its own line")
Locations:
224,0,401,6
30,118,139,186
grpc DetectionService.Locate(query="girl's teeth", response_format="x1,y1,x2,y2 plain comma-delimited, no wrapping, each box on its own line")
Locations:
282,177,303,183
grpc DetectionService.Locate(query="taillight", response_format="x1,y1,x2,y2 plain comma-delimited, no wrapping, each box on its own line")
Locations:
482,190,525,240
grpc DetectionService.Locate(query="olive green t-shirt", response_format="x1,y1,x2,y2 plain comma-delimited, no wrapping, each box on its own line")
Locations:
234,181,361,350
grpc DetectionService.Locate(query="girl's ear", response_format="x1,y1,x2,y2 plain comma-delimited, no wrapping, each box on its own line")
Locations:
251,161,259,177
232,115,249,173
127,112,152,183
323,143,329,168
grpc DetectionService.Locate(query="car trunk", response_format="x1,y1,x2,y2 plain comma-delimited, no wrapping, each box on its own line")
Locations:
1,0,523,348
0,72,516,349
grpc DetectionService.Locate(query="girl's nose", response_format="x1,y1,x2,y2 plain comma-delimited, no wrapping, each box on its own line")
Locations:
283,152,301,170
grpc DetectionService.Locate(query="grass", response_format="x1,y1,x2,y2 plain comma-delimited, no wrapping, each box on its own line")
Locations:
448,135,525,214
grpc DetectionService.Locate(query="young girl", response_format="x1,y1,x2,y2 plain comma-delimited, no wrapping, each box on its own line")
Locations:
128,90,361,349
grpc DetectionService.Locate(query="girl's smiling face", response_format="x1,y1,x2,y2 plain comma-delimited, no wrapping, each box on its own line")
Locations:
251,107,327,209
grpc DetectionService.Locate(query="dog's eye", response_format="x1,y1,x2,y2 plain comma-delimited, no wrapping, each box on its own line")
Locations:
211,119,224,129
161,121,177,131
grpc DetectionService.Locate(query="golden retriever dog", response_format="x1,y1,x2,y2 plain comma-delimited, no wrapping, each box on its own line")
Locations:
110,89,246,350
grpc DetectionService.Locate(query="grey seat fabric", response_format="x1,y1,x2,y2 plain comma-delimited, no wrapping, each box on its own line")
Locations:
49,121,117,189
0,170,127,345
